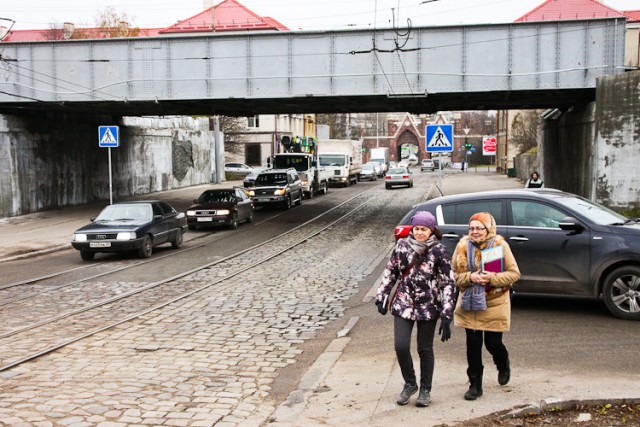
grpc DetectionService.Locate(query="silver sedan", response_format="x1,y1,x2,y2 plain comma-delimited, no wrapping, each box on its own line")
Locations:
384,167,413,189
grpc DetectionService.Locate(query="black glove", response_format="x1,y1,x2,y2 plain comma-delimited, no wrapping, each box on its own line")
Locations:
438,318,452,342
375,299,388,315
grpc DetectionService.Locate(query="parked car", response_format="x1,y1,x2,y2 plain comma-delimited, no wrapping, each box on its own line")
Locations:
71,201,187,261
246,168,303,209
224,162,253,174
243,167,269,188
420,159,435,172
186,188,254,230
385,167,413,189
359,164,378,181
394,188,640,320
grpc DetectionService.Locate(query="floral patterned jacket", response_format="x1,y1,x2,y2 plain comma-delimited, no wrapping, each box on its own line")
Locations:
376,237,456,321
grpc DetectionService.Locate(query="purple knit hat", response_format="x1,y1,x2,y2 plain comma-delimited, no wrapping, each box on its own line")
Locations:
411,211,437,231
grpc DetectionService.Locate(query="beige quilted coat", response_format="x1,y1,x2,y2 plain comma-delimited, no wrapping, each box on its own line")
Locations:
452,235,520,332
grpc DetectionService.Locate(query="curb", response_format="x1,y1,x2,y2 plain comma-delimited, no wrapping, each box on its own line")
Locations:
0,244,70,264
500,397,640,420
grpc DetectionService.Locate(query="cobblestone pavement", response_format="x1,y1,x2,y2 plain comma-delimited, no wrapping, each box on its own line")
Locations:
0,182,424,426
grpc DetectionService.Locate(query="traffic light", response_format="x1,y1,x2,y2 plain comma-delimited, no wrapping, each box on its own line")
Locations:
464,143,472,148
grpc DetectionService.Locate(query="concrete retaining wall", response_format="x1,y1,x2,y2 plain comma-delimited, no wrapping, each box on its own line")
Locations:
0,113,215,217
594,71,640,210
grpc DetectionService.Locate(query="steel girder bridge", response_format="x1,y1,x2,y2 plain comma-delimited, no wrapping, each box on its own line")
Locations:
0,18,626,116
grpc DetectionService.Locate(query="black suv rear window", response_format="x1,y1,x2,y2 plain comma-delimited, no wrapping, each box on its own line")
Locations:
441,200,503,225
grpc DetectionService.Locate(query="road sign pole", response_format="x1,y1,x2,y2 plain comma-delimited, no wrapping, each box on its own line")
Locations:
108,147,113,205
438,152,443,191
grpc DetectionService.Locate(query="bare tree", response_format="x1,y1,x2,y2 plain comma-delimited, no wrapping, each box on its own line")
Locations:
94,6,140,38
219,116,248,155
511,109,543,152
43,24,65,41
317,114,360,139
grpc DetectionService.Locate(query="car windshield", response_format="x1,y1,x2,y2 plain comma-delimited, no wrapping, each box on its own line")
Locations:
362,165,374,171
319,155,346,167
554,194,627,225
197,191,235,203
256,173,287,186
273,156,309,172
388,168,406,174
96,204,152,222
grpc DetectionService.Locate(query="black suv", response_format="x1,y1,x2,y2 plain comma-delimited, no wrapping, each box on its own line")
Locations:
395,188,640,320
247,168,303,209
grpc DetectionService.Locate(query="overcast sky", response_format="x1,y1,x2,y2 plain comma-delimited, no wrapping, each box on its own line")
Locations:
3,0,639,32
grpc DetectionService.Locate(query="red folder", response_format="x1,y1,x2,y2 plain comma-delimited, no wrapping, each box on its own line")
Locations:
481,246,504,273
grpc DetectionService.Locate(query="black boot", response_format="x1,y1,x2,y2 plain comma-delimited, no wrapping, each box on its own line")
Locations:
498,358,510,386
464,367,483,401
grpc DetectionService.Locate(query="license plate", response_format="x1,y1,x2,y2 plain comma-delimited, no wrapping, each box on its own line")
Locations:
90,242,111,248
197,217,213,222
255,198,269,202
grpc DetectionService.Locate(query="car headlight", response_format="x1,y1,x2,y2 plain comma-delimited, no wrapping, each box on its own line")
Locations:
274,189,285,196
217,209,230,215
187,210,196,216
74,233,87,242
247,190,255,197
116,232,137,240
301,180,309,186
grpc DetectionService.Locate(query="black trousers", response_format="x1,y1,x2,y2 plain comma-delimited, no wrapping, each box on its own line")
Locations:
465,328,509,375
394,316,437,390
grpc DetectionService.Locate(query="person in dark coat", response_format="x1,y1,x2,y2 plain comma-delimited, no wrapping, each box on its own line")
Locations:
524,171,544,188
375,211,456,408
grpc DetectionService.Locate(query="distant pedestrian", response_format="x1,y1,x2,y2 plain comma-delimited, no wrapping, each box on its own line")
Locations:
375,211,456,408
451,212,520,401
524,171,544,188
461,160,466,172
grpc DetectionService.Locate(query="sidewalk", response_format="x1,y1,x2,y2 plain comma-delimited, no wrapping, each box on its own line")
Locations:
0,180,244,263
263,172,639,427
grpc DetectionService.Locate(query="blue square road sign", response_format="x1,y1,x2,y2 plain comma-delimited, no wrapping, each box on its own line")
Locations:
425,124,453,153
99,126,119,148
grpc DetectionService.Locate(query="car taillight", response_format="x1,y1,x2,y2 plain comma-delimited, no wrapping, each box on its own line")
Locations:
385,176,391,180
403,175,409,179
394,225,412,240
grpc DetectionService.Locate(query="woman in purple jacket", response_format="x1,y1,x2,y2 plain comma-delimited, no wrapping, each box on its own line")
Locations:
375,211,456,408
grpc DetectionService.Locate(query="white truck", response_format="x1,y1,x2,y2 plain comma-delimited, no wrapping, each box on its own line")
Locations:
369,147,390,174
318,139,363,186
271,152,330,198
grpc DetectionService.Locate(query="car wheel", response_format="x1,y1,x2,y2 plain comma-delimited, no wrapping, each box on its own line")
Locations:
171,228,183,249
409,181,413,188
138,235,153,258
602,266,640,320
386,184,391,189
283,195,292,210
80,250,95,261
230,212,239,229
247,210,254,223
296,192,303,206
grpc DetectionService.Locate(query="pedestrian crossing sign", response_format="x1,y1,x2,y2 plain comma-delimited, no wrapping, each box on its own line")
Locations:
426,124,453,153
99,126,119,148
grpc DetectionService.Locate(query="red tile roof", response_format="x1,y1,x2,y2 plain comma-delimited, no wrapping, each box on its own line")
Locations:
624,10,640,22
160,0,288,34
1,0,287,42
515,0,626,22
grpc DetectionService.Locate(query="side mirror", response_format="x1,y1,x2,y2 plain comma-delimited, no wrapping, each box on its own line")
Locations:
558,216,585,234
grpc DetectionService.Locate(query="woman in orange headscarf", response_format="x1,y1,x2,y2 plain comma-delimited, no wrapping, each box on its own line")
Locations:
452,212,520,401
